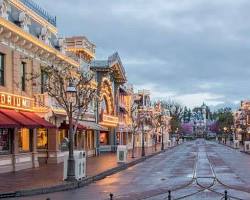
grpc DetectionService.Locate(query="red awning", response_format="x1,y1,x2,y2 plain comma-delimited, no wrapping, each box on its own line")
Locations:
0,109,40,128
0,112,20,128
20,112,55,129
59,121,86,131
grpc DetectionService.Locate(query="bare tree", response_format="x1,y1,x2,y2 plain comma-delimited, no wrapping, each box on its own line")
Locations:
161,99,184,134
130,101,139,158
30,64,97,181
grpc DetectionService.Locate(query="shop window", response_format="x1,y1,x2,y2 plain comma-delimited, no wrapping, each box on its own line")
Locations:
0,53,4,86
20,62,26,91
37,128,48,149
58,129,68,151
0,129,10,154
19,128,31,152
100,132,109,145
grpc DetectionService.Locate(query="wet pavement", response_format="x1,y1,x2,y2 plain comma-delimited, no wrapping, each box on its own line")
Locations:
14,139,250,200
0,145,162,193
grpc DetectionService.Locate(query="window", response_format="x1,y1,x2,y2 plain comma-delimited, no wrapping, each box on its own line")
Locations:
0,129,10,154
41,69,48,94
18,128,31,152
100,132,109,145
20,62,26,91
37,128,48,149
0,53,4,86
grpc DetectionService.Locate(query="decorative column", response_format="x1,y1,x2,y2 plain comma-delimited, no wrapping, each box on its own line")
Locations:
47,128,61,163
32,128,39,168
12,128,19,172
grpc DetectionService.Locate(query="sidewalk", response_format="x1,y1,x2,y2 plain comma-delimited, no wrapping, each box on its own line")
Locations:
219,140,245,152
0,144,163,194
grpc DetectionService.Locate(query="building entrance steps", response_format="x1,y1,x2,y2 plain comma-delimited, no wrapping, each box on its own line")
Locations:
0,144,165,194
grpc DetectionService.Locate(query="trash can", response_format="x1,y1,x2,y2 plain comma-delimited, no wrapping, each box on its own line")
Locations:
117,145,128,163
167,140,171,148
244,141,250,152
233,140,239,149
63,150,86,180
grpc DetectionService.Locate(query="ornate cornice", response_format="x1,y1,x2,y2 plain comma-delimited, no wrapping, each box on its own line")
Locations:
0,17,79,67
9,0,57,34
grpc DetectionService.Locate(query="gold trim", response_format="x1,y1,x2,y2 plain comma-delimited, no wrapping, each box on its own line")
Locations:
9,0,58,34
66,47,95,59
0,17,79,67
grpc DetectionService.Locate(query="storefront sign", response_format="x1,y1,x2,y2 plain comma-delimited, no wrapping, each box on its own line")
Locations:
0,92,34,111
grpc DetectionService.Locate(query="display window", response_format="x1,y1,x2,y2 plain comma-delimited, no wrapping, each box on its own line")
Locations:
100,132,109,145
37,128,48,149
0,129,11,154
19,128,31,152
58,129,68,151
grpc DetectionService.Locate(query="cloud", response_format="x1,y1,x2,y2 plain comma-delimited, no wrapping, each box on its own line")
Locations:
36,0,250,108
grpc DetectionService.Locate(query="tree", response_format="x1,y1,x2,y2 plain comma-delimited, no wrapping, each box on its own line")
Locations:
212,107,234,134
208,121,219,133
31,64,97,181
181,122,193,134
130,100,139,158
161,100,184,134
183,106,189,123
187,108,192,122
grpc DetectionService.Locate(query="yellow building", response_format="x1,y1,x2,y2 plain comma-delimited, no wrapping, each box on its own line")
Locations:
0,0,81,172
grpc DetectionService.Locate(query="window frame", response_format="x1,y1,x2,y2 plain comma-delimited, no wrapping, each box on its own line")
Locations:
0,128,11,155
21,62,26,91
0,53,5,86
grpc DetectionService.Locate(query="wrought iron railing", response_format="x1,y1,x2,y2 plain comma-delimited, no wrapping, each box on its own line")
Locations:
20,0,57,27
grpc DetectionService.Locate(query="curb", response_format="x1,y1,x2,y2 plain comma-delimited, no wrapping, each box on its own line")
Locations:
0,144,181,198
217,142,250,155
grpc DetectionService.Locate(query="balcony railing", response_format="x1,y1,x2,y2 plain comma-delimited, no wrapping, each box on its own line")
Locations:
20,0,57,27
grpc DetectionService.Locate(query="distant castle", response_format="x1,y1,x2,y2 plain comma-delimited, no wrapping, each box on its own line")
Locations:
190,103,212,137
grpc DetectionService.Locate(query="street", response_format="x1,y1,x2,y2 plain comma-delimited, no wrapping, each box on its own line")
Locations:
17,139,250,200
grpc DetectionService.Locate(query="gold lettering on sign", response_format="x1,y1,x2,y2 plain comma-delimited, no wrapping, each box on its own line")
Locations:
0,92,34,111
1,94,5,104
16,98,21,107
22,99,27,107
7,95,11,105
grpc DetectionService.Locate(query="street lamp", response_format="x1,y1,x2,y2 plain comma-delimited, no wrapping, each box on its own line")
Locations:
140,112,146,157
160,110,165,151
66,80,77,181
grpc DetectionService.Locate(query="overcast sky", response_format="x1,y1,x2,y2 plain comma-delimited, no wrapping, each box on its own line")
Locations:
36,0,250,108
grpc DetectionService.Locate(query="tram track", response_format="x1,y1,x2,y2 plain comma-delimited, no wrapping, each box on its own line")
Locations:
105,139,250,200
155,139,250,200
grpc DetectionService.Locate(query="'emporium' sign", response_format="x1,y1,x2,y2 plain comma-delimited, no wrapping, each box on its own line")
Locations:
0,92,34,111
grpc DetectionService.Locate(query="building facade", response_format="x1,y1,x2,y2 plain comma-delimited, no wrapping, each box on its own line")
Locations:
234,101,250,144
0,0,80,172
91,52,127,153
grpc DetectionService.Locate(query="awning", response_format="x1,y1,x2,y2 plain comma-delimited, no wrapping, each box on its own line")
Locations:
78,121,108,131
59,121,86,131
20,112,55,128
0,112,20,128
0,109,39,128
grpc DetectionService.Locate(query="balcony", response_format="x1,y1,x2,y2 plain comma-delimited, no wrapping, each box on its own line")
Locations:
20,0,56,27
66,36,96,61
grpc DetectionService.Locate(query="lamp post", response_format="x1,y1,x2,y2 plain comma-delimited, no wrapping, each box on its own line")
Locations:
139,110,147,157
160,110,165,151
66,81,77,181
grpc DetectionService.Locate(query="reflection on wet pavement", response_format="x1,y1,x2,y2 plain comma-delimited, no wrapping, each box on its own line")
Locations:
18,139,250,200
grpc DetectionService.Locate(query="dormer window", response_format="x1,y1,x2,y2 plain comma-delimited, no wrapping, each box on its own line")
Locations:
39,27,51,45
18,12,31,33
0,0,10,20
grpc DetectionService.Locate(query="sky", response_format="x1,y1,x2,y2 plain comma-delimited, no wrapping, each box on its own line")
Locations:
36,0,250,109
